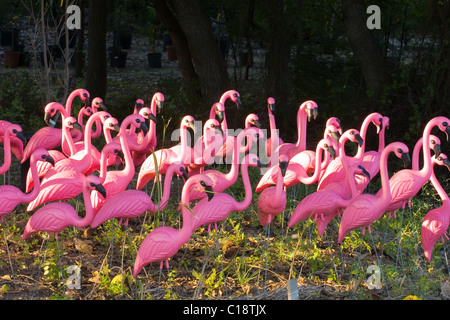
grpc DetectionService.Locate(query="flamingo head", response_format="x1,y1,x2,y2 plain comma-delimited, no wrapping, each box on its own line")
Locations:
92,97,107,112
356,165,371,180
64,116,83,132
246,113,262,129
381,116,390,133
213,102,225,122
278,154,289,177
204,119,223,137
78,89,90,108
318,138,337,160
105,142,124,163
82,106,94,118
103,116,121,133
86,175,107,199
31,148,55,167
189,174,214,201
6,123,26,143
172,161,189,182
433,153,450,171
267,97,276,113
44,102,66,125
181,115,196,133
341,129,364,148
392,142,411,168
326,117,343,135
431,116,450,141
122,114,149,136
134,99,145,114
325,124,341,146
139,107,157,124
243,127,264,146
368,113,384,134
429,134,442,157
300,100,319,122
227,90,241,109
243,153,264,169
153,92,164,113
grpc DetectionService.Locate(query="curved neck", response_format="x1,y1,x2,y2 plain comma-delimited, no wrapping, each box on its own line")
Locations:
355,114,378,159
119,122,134,177
233,161,254,211
73,186,95,227
378,146,395,203
301,143,327,185
176,125,189,163
63,124,77,156
296,107,307,150
0,133,12,174
412,137,424,171
420,122,434,178
273,167,284,204
225,129,247,182
65,91,80,116
22,157,42,201
430,170,449,201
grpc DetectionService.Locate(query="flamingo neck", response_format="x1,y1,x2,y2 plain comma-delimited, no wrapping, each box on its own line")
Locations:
150,166,177,212
412,137,424,171
65,91,79,116
63,125,77,156
302,143,326,185
355,115,375,159
420,122,434,179
378,145,395,204
377,126,386,153
73,187,95,227
0,132,12,174
430,171,449,201
296,107,307,150
180,180,197,233
273,167,284,204
225,130,247,182
233,161,254,211
22,157,42,201
176,125,189,163
119,123,134,178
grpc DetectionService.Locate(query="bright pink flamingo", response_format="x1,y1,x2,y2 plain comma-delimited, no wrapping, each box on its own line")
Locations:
188,127,263,204
276,100,319,160
26,112,119,211
90,114,149,214
338,142,411,243
63,88,90,137
287,130,370,236
90,161,188,228
379,117,450,217
317,112,382,191
0,149,54,222
188,153,263,233
421,154,450,262
23,175,106,240
265,97,284,159
256,138,336,192
0,120,24,162
258,155,289,226
133,173,214,275
0,123,26,175
136,115,195,190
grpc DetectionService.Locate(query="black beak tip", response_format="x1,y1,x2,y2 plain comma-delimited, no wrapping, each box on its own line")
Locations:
46,155,55,166
96,184,107,199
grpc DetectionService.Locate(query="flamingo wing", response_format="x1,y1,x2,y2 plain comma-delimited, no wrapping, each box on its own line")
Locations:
421,205,450,262
21,127,62,163
136,149,172,190
189,194,235,231
0,186,23,216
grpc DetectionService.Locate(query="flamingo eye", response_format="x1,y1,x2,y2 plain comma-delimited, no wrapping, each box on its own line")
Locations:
350,130,355,135
136,119,141,123
443,122,448,127
431,140,436,144
90,183,96,187
200,181,207,187
12,129,17,133
324,144,328,148
438,156,443,161
397,148,403,153
51,108,55,113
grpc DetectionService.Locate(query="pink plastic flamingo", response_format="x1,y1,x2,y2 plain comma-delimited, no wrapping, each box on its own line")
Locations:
380,117,450,216
265,97,284,159
23,175,106,240
90,161,188,228
0,123,26,175
90,114,149,214
276,100,319,160
338,142,411,243
0,120,24,161
188,153,263,233
188,127,263,203
0,149,54,222
136,115,195,190
190,119,224,173
133,173,214,275
258,155,289,226
421,154,450,262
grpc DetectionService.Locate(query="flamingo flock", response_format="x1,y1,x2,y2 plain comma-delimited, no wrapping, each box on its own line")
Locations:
0,87,449,281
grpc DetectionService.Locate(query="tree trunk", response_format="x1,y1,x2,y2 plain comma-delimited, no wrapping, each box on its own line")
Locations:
150,0,201,102
341,0,390,100
86,0,107,99
170,0,230,107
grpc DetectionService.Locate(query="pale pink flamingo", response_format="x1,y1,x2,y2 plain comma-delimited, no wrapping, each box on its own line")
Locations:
317,112,383,191
23,175,106,240
287,130,370,236
188,153,263,233
133,173,214,275
265,97,284,159
89,114,149,214
136,115,195,190
379,117,450,216
255,138,336,192
338,142,411,243
0,149,54,222
258,154,289,226
188,127,263,203
0,123,26,175
421,154,450,262
276,100,319,160
90,161,188,228
0,120,24,161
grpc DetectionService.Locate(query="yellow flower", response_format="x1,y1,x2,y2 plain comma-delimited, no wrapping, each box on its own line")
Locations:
403,295,422,300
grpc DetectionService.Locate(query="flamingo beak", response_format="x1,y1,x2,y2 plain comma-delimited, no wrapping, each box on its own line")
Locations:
401,152,411,168
73,121,83,132
113,124,121,132
257,160,265,168
98,101,107,111
204,185,214,201
44,112,52,125
181,168,189,182
252,119,262,129
330,131,340,145
268,103,275,113
95,184,107,199
84,96,90,108
358,165,371,180
443,158,450,171
115,149,125,163
215,125,224,136
355,134,364,147
157,101,163,113
188,121,196,134
15,131,27,144
327,145,337,160
433,143,441,157
235,97,242,109
445,126,450,141
135,102,144,112
45,155,55,166
216,110,224,123
307,108,319,122
140,122,149,135
280,161,289,177
377,122,383,134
